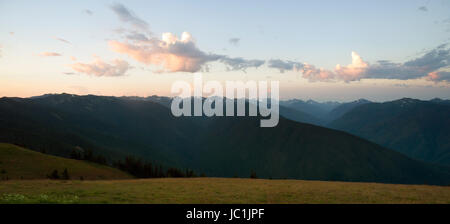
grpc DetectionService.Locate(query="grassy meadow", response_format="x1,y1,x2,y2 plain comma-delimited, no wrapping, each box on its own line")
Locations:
1,178,450,204
1,143,450,204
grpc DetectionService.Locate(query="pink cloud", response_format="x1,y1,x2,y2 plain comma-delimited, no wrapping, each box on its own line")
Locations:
38,52,62,57
69,58,130,77
269,51,369,82
426,71,450,82
109,32,222,73
334,51,368,81
301,64,335,81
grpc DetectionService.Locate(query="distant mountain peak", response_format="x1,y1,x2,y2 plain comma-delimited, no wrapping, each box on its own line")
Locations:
355,98,370,103
30,93,78,99
391,98,421,105
429,98,450,105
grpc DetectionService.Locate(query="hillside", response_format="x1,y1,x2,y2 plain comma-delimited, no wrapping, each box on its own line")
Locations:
0,143,131,180
327,99,371,122
1,178,450,204
330,98,450,166
1,94,450,185
193,116,450,185
0,94,199,166
279,98,372,124
280,99,340,122
279,105,324,126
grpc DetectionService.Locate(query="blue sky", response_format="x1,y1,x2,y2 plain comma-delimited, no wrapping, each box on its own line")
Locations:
0,0,449,101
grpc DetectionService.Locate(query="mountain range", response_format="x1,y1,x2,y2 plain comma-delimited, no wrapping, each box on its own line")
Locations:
1,94,450,185
330,98,450,166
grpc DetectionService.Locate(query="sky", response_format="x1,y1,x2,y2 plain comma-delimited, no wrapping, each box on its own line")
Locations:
0,0,449,101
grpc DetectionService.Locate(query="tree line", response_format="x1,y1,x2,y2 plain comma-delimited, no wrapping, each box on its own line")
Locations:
70,148,107,165
113,156,200,178
70,148,201,178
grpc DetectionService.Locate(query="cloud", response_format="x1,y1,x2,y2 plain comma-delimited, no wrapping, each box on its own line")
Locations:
268,44,450,83
393,83,410,88
301,64,336,81
108,4,266,73
268,53,368,81
108,4,267,73
426,71,450,82
110,32,223,72
125,31,150,42
366,44,450,80
84,9,93,15
110,31,266,73
38,52,62,57
69,58,130,77
229,38,240,46
418,6,428,12
267,59,303,73
268,59,335,81
220,57,265,72
110,3,149,32
54,37,71,45
334,51,369,81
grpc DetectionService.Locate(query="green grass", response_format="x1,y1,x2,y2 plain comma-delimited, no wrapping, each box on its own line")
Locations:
1,178,450,204
1,142,449,204
0,143,131,180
